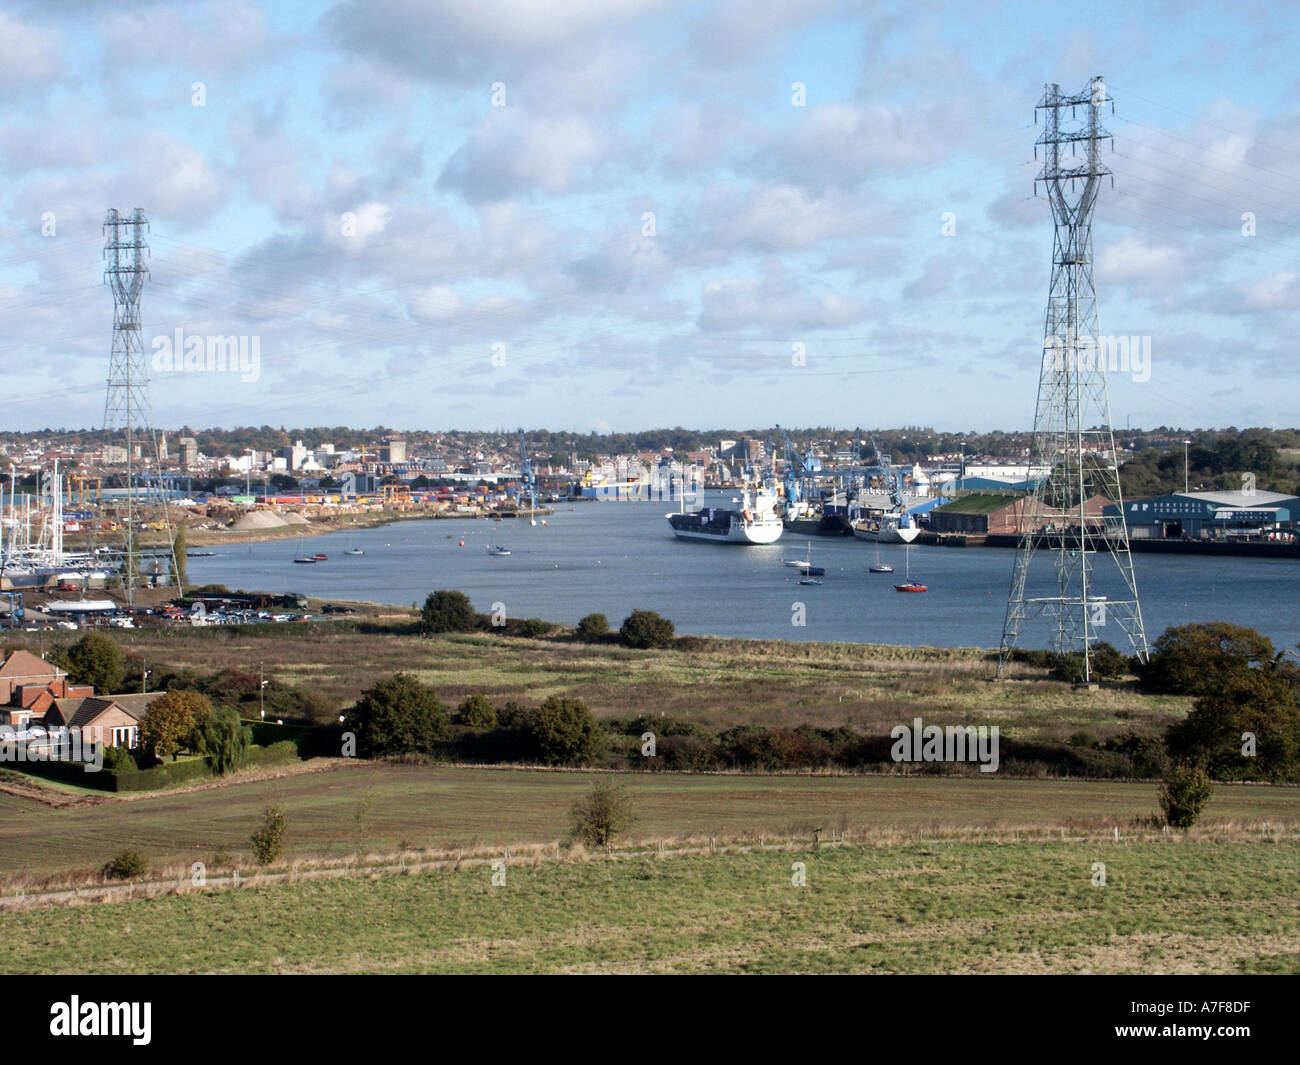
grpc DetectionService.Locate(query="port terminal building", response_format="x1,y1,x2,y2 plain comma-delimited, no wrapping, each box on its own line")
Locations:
1107,489,1300,540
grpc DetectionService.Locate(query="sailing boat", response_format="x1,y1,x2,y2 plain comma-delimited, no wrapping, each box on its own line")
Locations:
292,536,316,564
869,542,893,574
893,544,926,592
487,531,510,556
785,540,825,576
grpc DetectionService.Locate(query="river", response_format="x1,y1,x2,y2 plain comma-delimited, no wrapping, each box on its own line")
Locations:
187,493,1300,652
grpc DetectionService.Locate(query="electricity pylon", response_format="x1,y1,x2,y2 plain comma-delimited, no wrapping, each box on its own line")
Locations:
996,78,1148,682
102,208,177,606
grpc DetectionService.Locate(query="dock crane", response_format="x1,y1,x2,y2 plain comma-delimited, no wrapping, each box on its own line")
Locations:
775,425,818,512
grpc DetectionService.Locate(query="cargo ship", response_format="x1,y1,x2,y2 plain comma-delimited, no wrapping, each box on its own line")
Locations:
668,485,783,544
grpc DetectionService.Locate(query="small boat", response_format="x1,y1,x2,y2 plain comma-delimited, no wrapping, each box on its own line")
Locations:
293,557,317,564
345,547,364,556
892,544,926,592
869,543,893,573
798,577,823,586
312,553,328,561
784,540,825,576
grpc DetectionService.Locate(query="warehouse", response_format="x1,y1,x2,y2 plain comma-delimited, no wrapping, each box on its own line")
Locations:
1108,489,1300,540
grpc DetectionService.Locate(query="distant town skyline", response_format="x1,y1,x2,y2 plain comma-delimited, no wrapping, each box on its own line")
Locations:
3,1,1300,433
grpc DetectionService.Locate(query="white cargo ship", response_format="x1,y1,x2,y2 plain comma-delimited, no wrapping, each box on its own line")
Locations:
668,485,783,544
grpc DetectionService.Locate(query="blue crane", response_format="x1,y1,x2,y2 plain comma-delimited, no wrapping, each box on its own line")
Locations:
775,425,818,506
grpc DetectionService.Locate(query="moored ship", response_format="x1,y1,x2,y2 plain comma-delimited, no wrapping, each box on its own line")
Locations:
668,485,783,544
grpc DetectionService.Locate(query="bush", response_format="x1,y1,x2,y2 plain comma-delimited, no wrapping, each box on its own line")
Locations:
101,745,137,773
251,804,287,865
351,673,450,756
619,609,675,650
103,849,148,880
531,696,605,765
1165,670,1300,781
420,590,479,635
516,618,554,638
496,701,535,730
1140,622,1277,695
570,779,636,847
1158,763,1213,828
576,613,610,642
454,694,497,729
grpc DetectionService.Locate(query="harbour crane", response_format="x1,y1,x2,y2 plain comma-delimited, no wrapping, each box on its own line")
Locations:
774,425,817,509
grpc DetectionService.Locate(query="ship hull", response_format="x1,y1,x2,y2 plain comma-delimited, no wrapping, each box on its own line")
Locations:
669,521,783,544
852,524,920,544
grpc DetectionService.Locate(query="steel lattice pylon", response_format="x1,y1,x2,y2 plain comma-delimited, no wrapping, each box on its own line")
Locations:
996,78,1148,682
102,208,177,605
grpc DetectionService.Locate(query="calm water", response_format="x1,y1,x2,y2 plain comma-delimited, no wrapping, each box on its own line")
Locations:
188,494,1300,651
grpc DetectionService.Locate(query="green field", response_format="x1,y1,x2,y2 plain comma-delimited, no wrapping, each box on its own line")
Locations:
3,761,1299,884
1,839,1296,973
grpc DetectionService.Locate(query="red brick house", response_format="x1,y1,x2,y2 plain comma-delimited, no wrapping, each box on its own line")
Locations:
0,650,160,747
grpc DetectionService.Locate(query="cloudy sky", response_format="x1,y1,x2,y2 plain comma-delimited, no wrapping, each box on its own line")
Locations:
2,0,1298,434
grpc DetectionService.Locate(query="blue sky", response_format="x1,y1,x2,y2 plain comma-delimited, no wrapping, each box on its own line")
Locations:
2,0,1299,434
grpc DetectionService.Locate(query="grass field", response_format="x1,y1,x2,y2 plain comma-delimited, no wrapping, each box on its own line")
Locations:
12,623,1194,742
3,761,1298,883
1,838,1296,973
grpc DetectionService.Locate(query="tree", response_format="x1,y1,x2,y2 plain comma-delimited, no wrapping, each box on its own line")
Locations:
251,804,287,865
454,693,497,729
420,590,479,635
619,609,675,650
1158,763,1213,828
576,613,610,642
1140,622,1277,696
570,779,636,847
141,690,211,760
193,706,251,775
1165,670,1299,781
60,630,126,694
351,673,449,756
531,696,605,765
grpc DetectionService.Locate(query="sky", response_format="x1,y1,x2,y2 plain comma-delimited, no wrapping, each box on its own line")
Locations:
1,0,1299,435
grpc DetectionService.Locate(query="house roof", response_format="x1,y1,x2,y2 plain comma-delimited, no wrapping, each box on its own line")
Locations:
0,650,64,680
50,696,120,729
109,692,166,717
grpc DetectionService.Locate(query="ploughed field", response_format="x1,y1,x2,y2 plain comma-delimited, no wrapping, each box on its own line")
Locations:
0,837,1296,974
2,761,1298,881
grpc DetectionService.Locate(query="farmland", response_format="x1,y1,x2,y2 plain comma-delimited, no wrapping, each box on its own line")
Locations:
2,760,1299,883
0,837,1296,973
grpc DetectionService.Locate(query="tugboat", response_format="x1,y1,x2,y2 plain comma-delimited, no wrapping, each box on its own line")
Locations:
668,482,783,544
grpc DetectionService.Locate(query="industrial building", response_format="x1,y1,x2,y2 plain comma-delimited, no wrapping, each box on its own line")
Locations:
1108,489,1300,540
